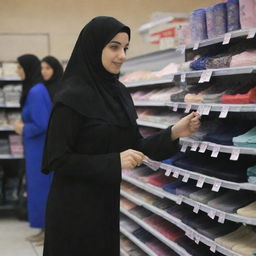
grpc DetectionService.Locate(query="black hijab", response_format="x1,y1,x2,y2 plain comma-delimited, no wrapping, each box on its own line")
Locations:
41,56,64,102
17,54,42,108
55,16,137,127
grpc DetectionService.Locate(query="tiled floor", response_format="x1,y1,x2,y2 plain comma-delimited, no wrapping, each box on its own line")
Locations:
0,217,43,256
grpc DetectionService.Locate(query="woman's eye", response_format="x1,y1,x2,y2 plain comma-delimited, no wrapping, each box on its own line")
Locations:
110,45,118,50
124,47,129,52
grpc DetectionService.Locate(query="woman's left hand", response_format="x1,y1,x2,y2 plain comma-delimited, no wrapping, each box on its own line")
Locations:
13,120,24,135
171,112,201,140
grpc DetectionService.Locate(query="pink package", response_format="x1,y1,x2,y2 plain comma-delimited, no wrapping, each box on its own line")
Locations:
239,0,256,29
230,50,256,67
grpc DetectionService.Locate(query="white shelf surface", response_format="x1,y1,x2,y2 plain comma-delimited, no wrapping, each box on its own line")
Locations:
180,138,256,156
120,227,158,256
186,28,256,50
0,154,24,159
0,104,20,108
125,66,256,88
120,248,129,256
121,190,242,256
0,77,21,82
122,175,256,225
0,125,15,131
137,119,169,129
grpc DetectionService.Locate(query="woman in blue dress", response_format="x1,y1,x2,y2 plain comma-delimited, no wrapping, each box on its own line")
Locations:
14,54,53,245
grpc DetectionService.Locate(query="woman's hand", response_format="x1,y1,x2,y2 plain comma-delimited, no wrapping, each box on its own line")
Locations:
120,149,145,169
171,112,201,140
13,120,24,135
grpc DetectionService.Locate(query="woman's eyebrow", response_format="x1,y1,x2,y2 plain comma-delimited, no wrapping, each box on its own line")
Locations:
109,41,129,46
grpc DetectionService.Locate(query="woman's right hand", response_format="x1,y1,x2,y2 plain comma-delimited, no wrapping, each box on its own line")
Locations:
120,149,145,169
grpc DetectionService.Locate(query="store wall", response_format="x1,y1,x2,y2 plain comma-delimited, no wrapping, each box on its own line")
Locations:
1,0,222,61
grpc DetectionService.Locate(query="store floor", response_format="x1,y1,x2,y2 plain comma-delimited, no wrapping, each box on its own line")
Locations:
0,217,43,256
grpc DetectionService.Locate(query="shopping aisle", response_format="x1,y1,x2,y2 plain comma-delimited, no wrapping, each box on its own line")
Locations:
0,217,43,256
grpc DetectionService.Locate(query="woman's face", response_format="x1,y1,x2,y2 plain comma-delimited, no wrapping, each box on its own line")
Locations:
16,63,25,80
41,61,54,81
101,32,129,74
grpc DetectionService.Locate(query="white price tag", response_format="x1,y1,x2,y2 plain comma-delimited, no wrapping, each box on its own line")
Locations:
170,74,175,82
193,41,200,50
196,176,205,188
199,70,213,83
247,29,256,39
176,45,186,54
197,105,204,115
199,142,208,153
219,105,229,118
184,104,192,113
182,173,190,183
181,73,186,83
173,103,178,112
193,204,200,214
218,212,226,224
212,181,222,192
230,148,240,161
223,32,232,45
173,169,180,178
208,209,216,219
176,195,183,205
195,235,201,244
185,229,194,240
202,105,211,115
165,168,172,177
211,145,220,158
191,141,199,151
181,142,189,152
210,243,217,253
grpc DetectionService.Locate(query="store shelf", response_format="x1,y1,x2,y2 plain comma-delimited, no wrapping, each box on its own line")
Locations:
122,175,256,225
0,204,16,210
120,248,129,256
0,125,15,131
0,154,24,159
137,119,169,129
0,77,21,82
159,162,256,192
133,100,167,107
186,28,256,50
180,138,256,156
0,104,20,108
125,66,256,88
120,227,158,256
120,206,191,256
121,191,242,256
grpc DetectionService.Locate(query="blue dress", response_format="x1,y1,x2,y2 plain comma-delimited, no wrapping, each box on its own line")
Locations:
22,82,52,228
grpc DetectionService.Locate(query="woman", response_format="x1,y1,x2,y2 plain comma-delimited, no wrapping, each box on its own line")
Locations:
41,56,64,101
41,17,200,255
14,54,52,245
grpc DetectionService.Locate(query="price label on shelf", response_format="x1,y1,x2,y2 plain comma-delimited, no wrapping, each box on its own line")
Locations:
197,105,204,115
199,142,208,153
193,41,200,50
173,103,178,112
181,142,189,152
181,73,186,83
195,234,201,244
199,70,213,83
202,105,211,115
230,148,240,161
219,105,229,118
176,195,183,205
223,32,232,45
182,173,190,183
196,176,205,188
247,29,256,39
176,45,186,54
184,104,192,113
212,181,222,192
211,145,220,158
210,243,217,253
218,212,226,224
170,74,175,82
173,169,180,178
185,229,194,240
208,209,217,219
165,168,172,177
193,204,200,214
191,141,199,151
